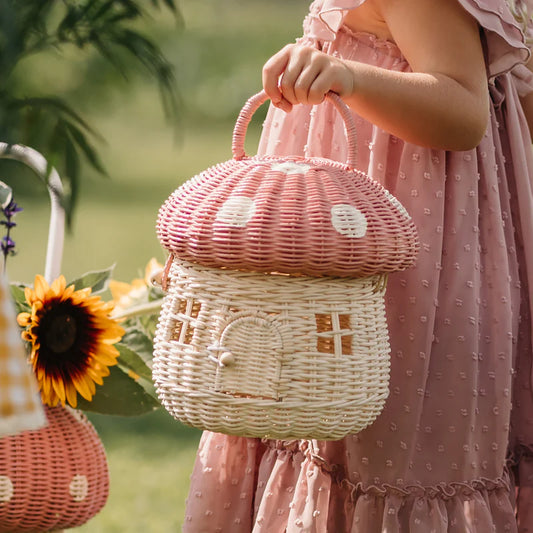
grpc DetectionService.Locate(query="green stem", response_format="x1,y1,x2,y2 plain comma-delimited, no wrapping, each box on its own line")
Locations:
111,299,163,320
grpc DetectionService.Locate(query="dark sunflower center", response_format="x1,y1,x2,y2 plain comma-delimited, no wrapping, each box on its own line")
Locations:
44,313,77,353
36,298,95,378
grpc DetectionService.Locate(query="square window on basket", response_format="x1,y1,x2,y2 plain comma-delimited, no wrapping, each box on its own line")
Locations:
152,91,419,441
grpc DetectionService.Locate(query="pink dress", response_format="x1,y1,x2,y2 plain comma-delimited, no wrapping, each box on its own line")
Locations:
183,1,533,531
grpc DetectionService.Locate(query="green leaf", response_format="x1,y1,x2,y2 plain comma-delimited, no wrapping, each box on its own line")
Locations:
120,329,154,365
65,122,107,175
9,282,29,313
76,364,160,416
116,342,153,380
0,0,181,224
15,96,100,138
70,265,115,293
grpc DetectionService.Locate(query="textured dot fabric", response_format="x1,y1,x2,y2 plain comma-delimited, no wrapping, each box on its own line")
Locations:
0,274,45,437
183,1,533,531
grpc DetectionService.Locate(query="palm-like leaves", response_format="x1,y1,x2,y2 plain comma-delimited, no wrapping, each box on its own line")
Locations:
0,0,180,222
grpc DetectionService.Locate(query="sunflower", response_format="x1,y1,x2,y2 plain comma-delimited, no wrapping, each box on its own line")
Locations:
17,275,125,408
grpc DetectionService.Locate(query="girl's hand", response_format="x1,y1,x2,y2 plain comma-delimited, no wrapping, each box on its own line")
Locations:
262,0,489,150
262,44,354,112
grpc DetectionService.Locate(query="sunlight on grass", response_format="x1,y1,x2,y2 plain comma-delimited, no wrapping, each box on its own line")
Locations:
76,411,202,533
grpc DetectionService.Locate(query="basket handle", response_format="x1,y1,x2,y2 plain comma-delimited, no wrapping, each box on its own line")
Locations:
0,143,65,283
231,90,358,169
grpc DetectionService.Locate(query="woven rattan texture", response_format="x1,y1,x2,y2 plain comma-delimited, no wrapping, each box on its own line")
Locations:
153,261,391,440
0,405,109,532
157,154,419,278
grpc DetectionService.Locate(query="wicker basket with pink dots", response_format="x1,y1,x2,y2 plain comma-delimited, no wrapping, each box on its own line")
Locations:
152,91,419,440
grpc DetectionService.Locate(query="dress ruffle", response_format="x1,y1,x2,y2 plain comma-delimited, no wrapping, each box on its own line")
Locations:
184,433,518,532
256,440,517,532
304,0,530,79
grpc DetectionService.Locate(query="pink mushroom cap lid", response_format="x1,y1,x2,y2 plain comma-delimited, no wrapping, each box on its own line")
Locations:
157,92,419,278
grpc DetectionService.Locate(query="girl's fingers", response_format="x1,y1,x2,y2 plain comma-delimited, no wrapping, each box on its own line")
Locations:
308,70,335,104
294,64,324,104
309,61,354,103
263,44,345,111
276,98,293,112
262,45,292,104
279,53,307,106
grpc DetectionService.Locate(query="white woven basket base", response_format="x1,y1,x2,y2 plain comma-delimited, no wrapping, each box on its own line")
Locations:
153,261,391,440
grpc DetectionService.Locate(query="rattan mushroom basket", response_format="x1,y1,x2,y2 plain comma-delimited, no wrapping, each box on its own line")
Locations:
153,91,419,440
0,405,109,532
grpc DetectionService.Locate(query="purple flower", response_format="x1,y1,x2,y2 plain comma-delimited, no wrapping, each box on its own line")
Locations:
0,220,17,229
1,198,22,268
1,236,15,255
3,200,22,218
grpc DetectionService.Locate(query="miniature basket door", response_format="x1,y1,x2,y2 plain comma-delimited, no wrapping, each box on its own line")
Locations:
153,92,419,440
0,143,109,531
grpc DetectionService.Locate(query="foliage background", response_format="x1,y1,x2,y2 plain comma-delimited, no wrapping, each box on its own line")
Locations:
1,1,306,531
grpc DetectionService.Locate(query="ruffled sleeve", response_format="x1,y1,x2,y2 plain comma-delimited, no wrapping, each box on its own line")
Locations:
459,0,529,78
304,0,530,79
304,0,366,41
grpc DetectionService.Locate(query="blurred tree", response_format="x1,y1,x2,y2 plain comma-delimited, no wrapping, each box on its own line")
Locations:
0,0,180,223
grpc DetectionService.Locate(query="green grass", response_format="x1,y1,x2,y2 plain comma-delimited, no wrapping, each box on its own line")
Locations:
76,411,202,533
1,1,306,530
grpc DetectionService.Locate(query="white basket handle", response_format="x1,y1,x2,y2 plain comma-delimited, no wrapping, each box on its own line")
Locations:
0,143,65,283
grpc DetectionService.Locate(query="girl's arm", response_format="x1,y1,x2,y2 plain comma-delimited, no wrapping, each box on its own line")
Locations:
262,0,489,151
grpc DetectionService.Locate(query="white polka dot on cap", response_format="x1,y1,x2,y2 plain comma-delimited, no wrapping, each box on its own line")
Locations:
331,204,368,238
215,196,256,227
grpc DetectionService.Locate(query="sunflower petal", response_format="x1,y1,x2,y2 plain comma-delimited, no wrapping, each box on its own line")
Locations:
100,332,125,345
145,257,164,283
51,376,67,405
41,378,59,407
17,312,31,327
24,286,35,305
41,375,51,396
93,345,120,365
85,375,96,395
65,383,78,408
50,275,67,296
109,280,134,303
60,285,75,302
34,275,49,302
44,391,60,407
21,331,33,342
85,365,105,385
74,374,93,400
94,363,110,378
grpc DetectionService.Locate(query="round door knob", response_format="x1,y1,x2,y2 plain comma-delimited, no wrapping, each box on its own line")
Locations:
219,352,235,366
